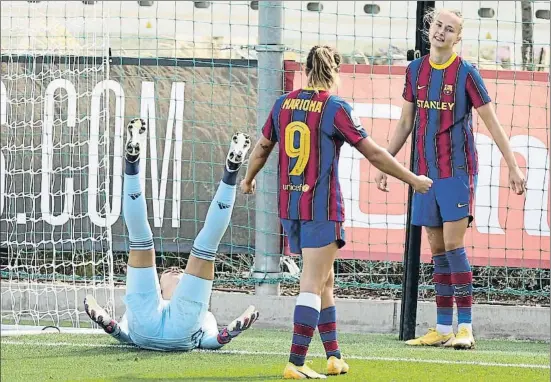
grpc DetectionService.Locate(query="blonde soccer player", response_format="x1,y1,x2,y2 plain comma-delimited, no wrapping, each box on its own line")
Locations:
375,9,526,349
84,119,259,351
241,45,433,379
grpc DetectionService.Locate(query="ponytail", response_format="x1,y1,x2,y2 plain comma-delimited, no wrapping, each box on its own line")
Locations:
305,45,341,91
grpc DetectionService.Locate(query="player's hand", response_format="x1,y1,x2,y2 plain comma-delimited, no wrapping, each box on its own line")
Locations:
509,165,526,195
84,295,119,335
217,305,259,344
375,171,389,192
413,175,433,194
240,178,256,195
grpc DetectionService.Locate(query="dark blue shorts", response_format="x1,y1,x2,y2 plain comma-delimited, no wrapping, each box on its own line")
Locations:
412,175,477,227
281,219,346,255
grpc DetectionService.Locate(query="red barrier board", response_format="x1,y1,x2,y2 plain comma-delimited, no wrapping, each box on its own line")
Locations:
283,61,550,269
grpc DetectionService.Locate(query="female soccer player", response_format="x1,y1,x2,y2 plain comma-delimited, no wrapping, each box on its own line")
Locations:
84,119,259,351
375,9,526,349
241,45,433,379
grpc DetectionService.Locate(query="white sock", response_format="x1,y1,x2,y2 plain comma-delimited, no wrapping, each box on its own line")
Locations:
296,292,321,312
458,323,473,332
436,324,453,335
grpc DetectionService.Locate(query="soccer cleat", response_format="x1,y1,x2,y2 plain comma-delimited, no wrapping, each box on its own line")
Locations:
125,118,147,162
452,327,475,350
283,362,327,380
326,356,349,375
405,328,455,347
84,295,120,336
226,132,251,172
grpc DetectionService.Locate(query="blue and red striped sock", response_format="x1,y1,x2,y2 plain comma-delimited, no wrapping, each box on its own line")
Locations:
289,293,321,367
318,306,341,359
446,248,473,327
433,254,454,334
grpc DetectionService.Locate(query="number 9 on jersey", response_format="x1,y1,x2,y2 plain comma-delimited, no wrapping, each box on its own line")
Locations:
284,121,311,176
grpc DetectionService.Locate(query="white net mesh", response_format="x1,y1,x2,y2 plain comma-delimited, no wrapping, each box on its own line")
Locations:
0,1,549,329
1,1,114,327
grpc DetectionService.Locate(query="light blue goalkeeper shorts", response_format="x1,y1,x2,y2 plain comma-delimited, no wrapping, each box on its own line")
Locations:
123,266,212,351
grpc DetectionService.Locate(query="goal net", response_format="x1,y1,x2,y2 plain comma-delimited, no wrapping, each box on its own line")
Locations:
1,0,263,330
1,1,115,328
1,1,549,331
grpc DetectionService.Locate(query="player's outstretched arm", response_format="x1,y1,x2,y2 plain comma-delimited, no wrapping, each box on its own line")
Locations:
84,295,133,345
356,136,432,194
386,100,416,157
198,306,259,350
476,102,526,195
375,100,416,192
241,136,276,194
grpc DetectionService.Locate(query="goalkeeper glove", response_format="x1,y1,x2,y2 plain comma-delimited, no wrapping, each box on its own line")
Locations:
217,305,259,344
84,295,120,336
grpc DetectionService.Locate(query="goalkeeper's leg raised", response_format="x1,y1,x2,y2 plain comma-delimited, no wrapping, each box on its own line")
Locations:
122,118,164,345
165,133,252,341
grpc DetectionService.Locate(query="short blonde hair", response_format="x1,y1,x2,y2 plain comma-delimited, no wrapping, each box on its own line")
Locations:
424,8,464,41
305,45,341,91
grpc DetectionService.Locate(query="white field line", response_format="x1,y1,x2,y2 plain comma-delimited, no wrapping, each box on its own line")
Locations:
1,339,549,370
240,337,548,358
2,329,545,358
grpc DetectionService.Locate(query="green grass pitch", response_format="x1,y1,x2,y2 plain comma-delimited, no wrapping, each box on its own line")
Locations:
2,328,549,381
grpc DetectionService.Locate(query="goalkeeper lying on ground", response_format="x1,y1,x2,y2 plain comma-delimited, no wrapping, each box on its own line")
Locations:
84,118,259,351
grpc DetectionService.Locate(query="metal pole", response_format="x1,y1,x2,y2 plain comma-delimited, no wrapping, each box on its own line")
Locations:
253,1,284,296
399,0,434,341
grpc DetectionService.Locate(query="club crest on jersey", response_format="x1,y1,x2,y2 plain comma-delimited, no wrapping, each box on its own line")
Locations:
443,84,454,95
350,110,362,129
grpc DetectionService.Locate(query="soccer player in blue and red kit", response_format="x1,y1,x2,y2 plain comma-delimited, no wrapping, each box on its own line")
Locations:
376,9,526,349
241,45,433,379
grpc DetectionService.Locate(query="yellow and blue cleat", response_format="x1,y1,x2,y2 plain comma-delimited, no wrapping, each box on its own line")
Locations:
283,362,327,379
405,328,455,347
326,356,349,375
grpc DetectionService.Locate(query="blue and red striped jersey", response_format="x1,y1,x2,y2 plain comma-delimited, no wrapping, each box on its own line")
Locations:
403,53,491,179
262,88,368,222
